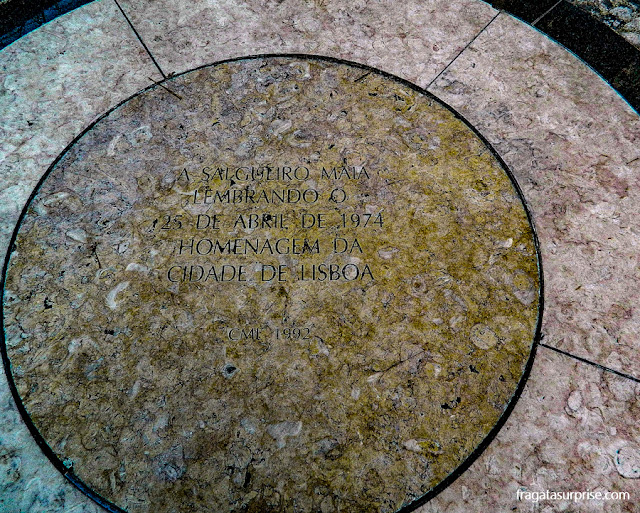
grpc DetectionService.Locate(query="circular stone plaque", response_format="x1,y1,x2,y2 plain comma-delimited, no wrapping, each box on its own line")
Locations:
2,56,541,513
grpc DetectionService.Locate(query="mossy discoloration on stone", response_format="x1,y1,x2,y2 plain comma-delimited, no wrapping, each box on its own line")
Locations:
2,57,540,512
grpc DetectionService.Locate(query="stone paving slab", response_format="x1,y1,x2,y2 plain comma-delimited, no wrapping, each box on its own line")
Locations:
0,0,638,511
115,0,498,87
0,2,162,511
1,56,541,512
429,12,640,382
419,346,639,513
0,0,163,269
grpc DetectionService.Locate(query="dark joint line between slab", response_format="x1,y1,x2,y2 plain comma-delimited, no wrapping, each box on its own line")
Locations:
147,76,183,99
425,12,500,90
112,0,166,79
539,343,640,383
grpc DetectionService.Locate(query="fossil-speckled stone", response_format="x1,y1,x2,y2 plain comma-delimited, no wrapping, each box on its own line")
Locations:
0,382,103,513
115,0,498,85
0,0,163,270
429,13,640,380
418,347,640,513
2,57,540,512
0,2,164,512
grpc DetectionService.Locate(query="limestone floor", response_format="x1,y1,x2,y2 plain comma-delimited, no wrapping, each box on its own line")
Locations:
0,1,638,512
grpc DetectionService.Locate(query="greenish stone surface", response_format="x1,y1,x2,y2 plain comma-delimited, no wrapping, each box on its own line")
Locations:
2,57,540,512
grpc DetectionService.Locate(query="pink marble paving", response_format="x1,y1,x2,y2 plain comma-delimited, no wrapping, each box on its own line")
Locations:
0,0,163,269
0,1,638,511
115,0,497,86
429,13,640,380
0,2,162,511
419,347,639,513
